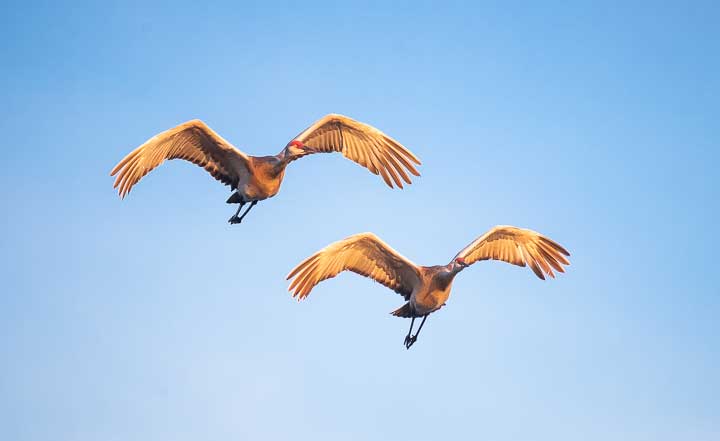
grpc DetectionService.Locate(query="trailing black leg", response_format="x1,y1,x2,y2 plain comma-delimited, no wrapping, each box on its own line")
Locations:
403,316,416,348
406,314,428,349
236,200,258,223
228,200,246,224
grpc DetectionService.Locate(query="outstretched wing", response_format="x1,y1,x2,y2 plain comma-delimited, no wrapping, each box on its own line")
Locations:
110,120,251,198
292,114,421,188
455,226,570,280
287,233,422,300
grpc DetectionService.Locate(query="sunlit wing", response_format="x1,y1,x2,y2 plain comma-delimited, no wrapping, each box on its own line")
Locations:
110,120,251,198
292,114,421,188
287,233,421,299
454,225,570,280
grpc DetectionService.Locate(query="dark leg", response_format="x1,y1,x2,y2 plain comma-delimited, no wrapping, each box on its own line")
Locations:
236,200,258,223
406,314,428,349
228,200,246,224
403,317,416,348
414,315,428,336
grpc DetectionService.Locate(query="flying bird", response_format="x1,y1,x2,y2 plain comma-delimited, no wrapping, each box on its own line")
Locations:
110,114,421,224
287,226,570,349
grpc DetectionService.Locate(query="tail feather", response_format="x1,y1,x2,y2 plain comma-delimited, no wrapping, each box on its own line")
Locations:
391,303,414,318
226,192,243,204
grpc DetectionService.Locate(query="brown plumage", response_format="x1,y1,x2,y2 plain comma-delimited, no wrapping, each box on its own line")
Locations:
110,114,421,224
287,226,570,349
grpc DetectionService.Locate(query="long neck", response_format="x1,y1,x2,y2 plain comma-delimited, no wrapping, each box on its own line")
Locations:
251,153,288,179
276,147,303,166
434,264,461,281
446,262,465,277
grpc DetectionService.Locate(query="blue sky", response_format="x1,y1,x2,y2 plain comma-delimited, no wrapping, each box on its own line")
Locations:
2,1,718,440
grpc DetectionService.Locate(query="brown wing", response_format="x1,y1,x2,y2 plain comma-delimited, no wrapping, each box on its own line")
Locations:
286,233,422,300
454,226,571,280
292,114,421,188
110,120,251,198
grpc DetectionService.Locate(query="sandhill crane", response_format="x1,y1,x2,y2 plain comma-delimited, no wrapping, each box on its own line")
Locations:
287,226,570,349
110,114,421,224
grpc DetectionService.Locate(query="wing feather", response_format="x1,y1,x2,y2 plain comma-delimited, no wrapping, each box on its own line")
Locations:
292,114,421,188
455,226,571,280
287,233,421,300
380,148,411,185
110,120,251,198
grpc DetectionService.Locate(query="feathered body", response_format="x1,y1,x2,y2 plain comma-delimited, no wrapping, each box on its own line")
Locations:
391,265,457,318
231,155,287,202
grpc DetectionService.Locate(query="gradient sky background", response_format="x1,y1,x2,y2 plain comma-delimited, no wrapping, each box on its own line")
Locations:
2,1,719,440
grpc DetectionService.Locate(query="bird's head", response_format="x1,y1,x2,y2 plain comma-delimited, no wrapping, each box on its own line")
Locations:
285,140,308,156
453,257,469,269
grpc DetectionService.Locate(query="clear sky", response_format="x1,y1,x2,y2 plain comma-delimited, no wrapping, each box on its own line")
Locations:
2,1,718,440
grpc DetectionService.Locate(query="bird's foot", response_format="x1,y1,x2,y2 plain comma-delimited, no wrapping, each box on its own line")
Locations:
228,215,242,225
405,335,418,349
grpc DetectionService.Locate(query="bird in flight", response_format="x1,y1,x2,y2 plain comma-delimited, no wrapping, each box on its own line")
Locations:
287,226,570,349
110,114,421,224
